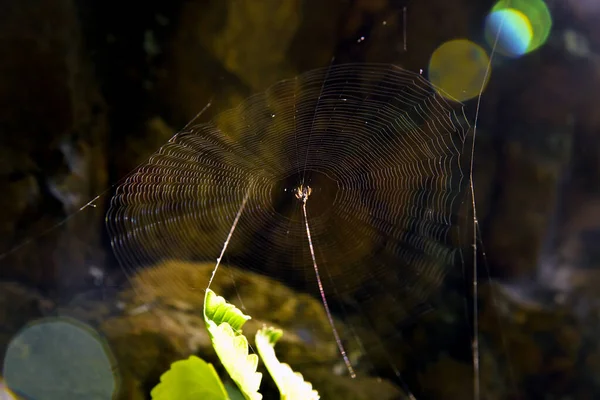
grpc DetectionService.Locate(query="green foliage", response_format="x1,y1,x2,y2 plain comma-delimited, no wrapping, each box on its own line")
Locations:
256,327,320,400
204,289,262,400
224,383,246,400
150,356,228,400
204,289,251,332
150,289,319,400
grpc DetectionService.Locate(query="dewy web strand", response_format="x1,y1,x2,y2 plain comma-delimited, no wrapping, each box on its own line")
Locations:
468,4,510,398
106,63,473,395
300,183,356,378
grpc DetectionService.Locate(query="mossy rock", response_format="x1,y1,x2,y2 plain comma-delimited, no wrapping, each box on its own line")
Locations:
86,260,405,399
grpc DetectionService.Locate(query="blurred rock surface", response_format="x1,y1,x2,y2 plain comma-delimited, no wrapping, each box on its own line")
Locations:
0,0,108,293
60,260,405,400
1,0,600,399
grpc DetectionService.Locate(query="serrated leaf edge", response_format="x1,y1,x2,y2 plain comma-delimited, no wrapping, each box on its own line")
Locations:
204,289,262,400
256,327,320,400
204,289,251,331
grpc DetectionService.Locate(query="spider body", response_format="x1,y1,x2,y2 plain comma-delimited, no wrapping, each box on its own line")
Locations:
294,185,312,202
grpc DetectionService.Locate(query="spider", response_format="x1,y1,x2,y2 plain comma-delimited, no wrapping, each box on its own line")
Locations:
294,184,312,202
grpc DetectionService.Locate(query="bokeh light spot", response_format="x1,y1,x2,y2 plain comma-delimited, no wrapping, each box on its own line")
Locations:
486,0,552,56
485,9,533,57
2,318,117,400
428,39,491,102
0,378,17,400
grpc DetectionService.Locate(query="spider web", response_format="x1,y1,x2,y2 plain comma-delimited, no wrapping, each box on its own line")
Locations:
106,63,474,396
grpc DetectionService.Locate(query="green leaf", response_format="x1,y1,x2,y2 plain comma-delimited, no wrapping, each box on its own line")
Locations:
204,289,262,400
150,355,229,400
256,327,320,400
204,290,250,331
224,382,246,400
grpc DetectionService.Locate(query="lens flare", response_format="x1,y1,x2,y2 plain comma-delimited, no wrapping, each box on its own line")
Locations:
485,9,533,57
486,0,552,57
0,378,17,400
428,39,491,102
2,318,117,400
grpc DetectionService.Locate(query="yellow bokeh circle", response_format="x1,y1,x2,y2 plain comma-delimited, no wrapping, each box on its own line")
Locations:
428,39,491,102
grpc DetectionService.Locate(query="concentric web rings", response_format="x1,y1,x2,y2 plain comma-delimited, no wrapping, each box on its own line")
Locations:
106,63,472,381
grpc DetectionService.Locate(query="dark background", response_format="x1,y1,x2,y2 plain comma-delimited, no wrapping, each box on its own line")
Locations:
1,0,600,398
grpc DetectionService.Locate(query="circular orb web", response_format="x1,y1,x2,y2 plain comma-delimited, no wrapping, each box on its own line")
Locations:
487,0,552,56
2,318,117,400
107,63,472,381
428,39,491,102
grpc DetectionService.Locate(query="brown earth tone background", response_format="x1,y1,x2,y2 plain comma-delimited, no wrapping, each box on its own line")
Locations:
1,0,600,399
